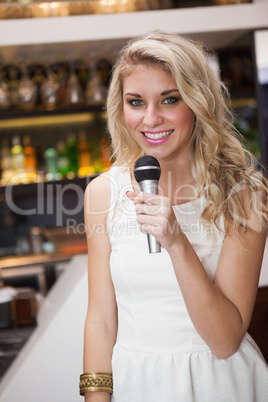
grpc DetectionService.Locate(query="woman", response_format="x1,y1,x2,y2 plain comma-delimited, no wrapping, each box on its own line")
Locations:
81,30,268,401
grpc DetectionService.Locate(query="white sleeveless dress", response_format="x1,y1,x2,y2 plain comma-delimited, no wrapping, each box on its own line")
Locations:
105,166,268,402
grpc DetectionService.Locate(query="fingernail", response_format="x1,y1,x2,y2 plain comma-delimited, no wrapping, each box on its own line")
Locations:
126,191,130,196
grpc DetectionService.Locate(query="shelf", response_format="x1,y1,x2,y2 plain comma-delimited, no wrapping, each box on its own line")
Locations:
0,227,88,269
0,106,106,129
0,3,268,50
0,174,98,201
230,98,257,109
0,252,74,270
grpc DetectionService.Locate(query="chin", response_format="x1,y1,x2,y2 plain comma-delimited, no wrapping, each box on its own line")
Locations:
145,149,171,161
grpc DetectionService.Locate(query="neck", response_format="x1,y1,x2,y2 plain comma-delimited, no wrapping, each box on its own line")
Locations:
157,158,197,204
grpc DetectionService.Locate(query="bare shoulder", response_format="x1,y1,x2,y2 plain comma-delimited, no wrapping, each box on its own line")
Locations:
84,172,113,262
84,171,113,218
225,183,267,235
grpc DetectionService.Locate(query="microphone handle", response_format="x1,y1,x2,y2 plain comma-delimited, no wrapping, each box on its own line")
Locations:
139,180,161,253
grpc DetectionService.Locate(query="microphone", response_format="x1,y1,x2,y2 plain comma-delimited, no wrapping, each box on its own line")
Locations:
133,155,161,253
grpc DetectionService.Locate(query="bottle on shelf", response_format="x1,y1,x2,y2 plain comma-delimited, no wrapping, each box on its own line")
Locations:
76,59,90,93
86,130,100,172
100,136,112,171
11,135,25,176
40,64,60,110
56,140,70,177
65,62,84,106
0,138,14,185
5,64,21,108
77,130,94,176
96,57,113,89
54,61,69,106
17,63,37,111
85,58,107,106
66,134,79,178
35,143,45,176
44,146,59,181
29,62,46,108
23,135,37,180
0,66,11,110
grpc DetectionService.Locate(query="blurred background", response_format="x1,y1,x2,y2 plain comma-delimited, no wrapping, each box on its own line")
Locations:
0,1,267,401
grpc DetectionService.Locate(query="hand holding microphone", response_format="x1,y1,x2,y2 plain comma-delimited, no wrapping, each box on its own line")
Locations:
133,155,161,253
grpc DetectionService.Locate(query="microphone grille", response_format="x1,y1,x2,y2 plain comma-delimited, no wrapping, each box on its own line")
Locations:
134,156,161,183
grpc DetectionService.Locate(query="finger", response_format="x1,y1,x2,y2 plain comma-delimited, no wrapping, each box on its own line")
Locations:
137,213,180,235
133,191,163,206
136,202,164,216
126,190,138,201
140,222,162,234
137,214,162,227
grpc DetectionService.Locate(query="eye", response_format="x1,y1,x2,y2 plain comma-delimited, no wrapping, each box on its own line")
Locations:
162,96,180,105
128,99,144,107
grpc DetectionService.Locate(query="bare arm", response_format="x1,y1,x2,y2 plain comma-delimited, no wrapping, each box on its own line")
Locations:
128,190,266,359
168,224,266,359
83,175,117,401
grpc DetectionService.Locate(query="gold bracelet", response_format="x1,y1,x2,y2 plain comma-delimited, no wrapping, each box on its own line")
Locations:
79,372,113,395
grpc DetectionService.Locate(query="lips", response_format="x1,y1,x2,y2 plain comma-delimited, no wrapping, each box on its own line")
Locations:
142,129,174,140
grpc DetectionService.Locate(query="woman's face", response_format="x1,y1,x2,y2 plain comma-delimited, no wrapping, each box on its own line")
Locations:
122,64,195,165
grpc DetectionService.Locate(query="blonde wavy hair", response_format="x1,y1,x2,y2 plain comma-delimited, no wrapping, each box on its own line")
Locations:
106,30,268,234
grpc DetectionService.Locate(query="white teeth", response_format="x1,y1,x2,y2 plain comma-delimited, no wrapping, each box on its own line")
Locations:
143,130,173,140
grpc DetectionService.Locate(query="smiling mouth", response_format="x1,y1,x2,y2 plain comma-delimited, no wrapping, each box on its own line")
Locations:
142,130,174,140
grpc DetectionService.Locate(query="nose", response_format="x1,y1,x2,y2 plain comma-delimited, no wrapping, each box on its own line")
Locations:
143,104,163,127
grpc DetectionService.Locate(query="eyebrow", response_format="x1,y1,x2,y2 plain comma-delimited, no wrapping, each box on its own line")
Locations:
124,89,180,97
161,89,180,96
